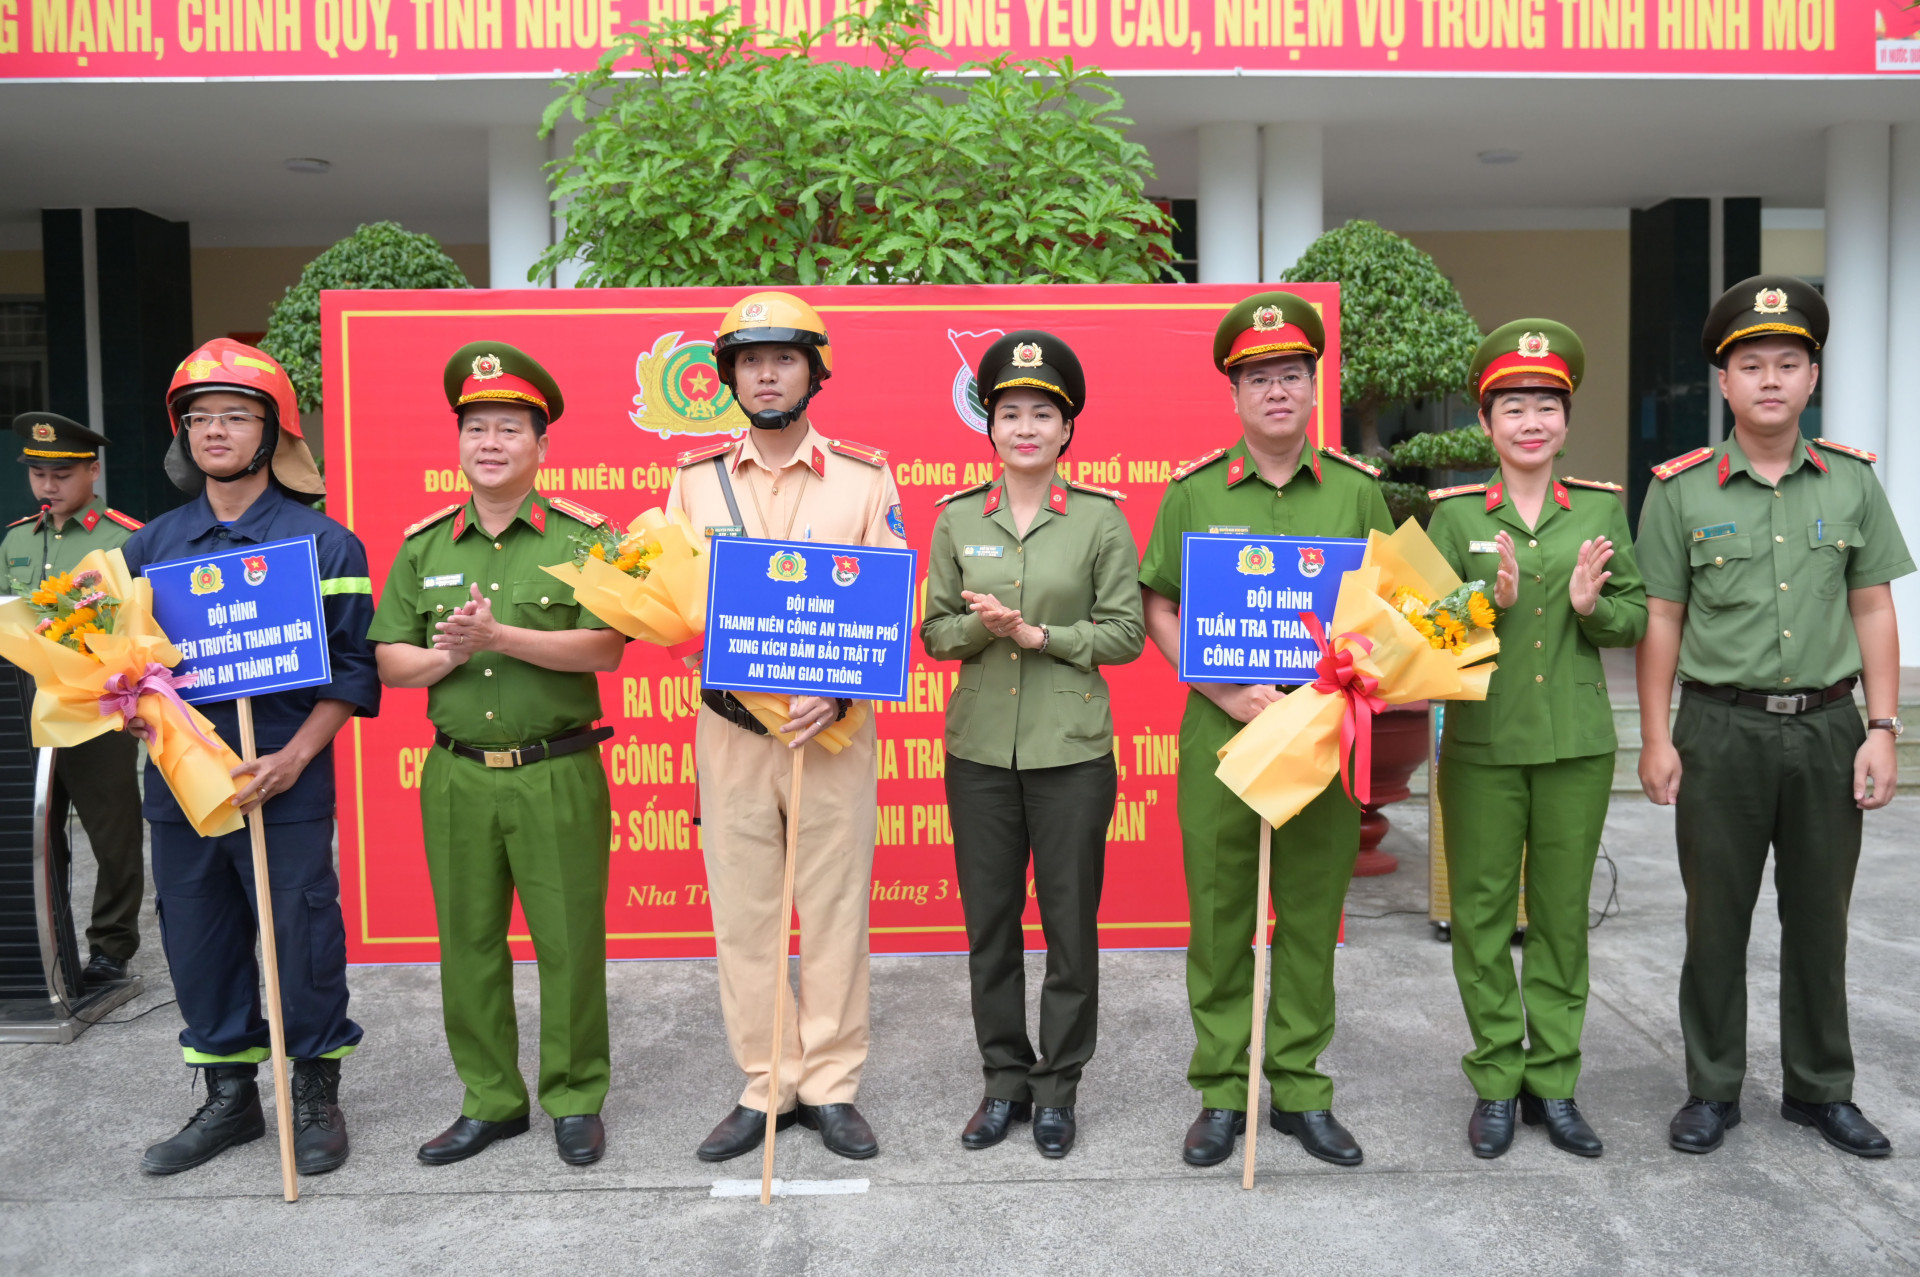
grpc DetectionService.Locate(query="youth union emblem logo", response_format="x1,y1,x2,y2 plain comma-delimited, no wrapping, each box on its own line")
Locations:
1235,545,1275,576
767,549,808,584
629,331,747,440
944,328,1007,435
189,563,223,595
1297,545,1326,578
831,554,861,587
242,555,268,586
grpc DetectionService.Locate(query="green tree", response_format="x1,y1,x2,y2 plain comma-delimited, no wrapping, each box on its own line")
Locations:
261,222,470,414
538,0,1173,287
1283,220,1480,459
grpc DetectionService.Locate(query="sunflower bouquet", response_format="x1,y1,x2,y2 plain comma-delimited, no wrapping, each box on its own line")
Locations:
27,569,122,657
569,523,665,578
1389,581,1500,654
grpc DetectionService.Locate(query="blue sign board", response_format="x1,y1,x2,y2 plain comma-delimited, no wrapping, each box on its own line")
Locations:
703,537,918,701
143,535,332,704
1178,534,1368,685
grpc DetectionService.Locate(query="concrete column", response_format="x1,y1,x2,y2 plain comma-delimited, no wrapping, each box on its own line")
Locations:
1886,123,1920,646
78,208,106,499
1823,123,1891,457
489,125,551,289
1197,123,1260,284
1706,196,1726,444
1260,124,1323,281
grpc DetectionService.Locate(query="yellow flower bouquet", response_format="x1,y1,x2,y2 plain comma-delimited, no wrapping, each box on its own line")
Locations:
0,548,244,837
543,508,866,754
1213,518,1501,828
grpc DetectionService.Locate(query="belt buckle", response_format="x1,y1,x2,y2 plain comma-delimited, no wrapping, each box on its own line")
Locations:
483,749,518,768
1764,694,1805,715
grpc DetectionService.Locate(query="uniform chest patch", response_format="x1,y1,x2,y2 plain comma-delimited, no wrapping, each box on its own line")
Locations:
706,524,745,538
1691,523,1737,542
7,556,27,568
962,545,1006,558
1468,540,1499,554
1208,525,1251,535
423,573,465,589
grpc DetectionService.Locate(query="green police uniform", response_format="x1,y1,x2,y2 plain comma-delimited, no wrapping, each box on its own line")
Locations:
1140,294,1394,1114
921,331,1146,1117
1637,278,1914,1107
1426,321,1647,1107
5,412,148,971
366,346,620,1123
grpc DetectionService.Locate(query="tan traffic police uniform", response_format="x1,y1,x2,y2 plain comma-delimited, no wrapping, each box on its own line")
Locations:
667,422,907,1113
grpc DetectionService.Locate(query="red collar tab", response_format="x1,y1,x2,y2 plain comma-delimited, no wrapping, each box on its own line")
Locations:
1309,449,1323,483
529,501,547,533
1049,484,1069,514
1226,455,1248,487
982,485,1003,515
1485,483,1504,512
1553,481,1571,510
450,508,467,540
82,507,101,531
1805,444,1829,474
809,446,827,478
1717,454,1731,487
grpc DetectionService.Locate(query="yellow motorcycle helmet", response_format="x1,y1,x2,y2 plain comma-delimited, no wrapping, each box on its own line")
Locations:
713,291,833,429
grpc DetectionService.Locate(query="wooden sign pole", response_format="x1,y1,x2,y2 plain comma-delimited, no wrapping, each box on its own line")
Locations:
1242,818,1274,1191
759,747,806,1206
236,696,298,1204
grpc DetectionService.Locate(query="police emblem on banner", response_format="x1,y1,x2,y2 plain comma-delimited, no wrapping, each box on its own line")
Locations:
1297,545,1326,578
767,549,808,583
629,331,748,440
242,555,269,586
1235,545,1275,576
832,554,861,586
189,563,223,596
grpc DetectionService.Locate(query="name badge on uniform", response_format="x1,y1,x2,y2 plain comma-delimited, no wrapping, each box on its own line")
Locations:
1208,525,1251,535
962,544,1005,558
423,573,464,588
706,525,745,538
5,556,27,569
1691,523,1737,542
1468,540,1499,555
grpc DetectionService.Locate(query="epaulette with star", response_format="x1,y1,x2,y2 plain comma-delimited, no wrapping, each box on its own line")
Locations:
1321,446,1383,478
1561,477,1624,493
827,438,888,468
1651,447,1715,481
549,497,609,528
103,508,144,531
1815,438,1879,465
1066,479,1126,502
674,439,735,469
8,512,39,528
1427,482,1487,501
1170,447,1229,482
403,504,464,538
934,481,992,508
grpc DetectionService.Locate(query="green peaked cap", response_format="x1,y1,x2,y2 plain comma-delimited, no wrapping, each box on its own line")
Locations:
1470,319,1585,398
975,330,1086,419
1702,274,1827,366
1212,290,1326,373
442,340,565,423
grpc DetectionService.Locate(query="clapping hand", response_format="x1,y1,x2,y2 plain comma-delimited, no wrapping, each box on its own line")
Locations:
1569,537,1614,617
432,584,498,663
1493,531,1520,609
963,590,1046,650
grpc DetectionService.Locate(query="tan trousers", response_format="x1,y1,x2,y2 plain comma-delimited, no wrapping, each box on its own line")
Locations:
696,706,877,1113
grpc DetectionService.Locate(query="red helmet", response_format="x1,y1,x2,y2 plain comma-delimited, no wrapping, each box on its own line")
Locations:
164,339,322,498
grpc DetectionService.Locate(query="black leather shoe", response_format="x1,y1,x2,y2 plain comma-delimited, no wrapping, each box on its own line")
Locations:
291,1058,349,1175
82,951,130,987
1521,1092,1603,1158
1182,1107,1246,1167
1782,1096,1892,1158
1271,1108,1363,1167
1468,1098,1517,1159
141,1066,265,1175
961,1097,1032,1150
554,1114,605,1165
418,1114,531,1164
1669,1096,1741,1153
798,1102,879,1159
1033,1106,1076,1158
697,1104,797,1163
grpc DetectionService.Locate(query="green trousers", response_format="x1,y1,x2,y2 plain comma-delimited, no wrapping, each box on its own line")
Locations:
49,731,145,962
946,753,1114,1108
1673,689,1864,1104
1179,691,1361,1112
421,745,612,1121
1438,752,1612,1100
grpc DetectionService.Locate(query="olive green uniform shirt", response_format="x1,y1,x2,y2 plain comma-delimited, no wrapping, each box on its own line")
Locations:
1139,440,1395,610
1428,474,1647,766
367,491,613,745
1635,435,1913,692
3,497,139,593
922,479,1145,770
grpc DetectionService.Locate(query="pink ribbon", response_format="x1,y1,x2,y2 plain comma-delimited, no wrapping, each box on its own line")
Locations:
1301,612,1387,808
99,663,213,747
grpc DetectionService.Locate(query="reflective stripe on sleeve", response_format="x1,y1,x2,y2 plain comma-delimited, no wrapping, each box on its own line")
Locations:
319,577,373,596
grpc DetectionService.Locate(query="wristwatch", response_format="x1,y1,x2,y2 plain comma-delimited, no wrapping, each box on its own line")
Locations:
1037,624,1051,653
1868,716,1905,737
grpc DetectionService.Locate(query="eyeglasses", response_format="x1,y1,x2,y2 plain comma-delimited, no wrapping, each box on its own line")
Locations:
181,412,265,431
1240,372,1311,392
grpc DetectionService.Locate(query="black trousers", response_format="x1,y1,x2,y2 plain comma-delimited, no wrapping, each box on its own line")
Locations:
946,753,1114,1108
48,732,146,962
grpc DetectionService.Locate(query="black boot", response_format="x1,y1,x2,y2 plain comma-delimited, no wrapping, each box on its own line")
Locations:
1270,1108,1364,1167
292,1058,350,1175
141,1065,266,1175
1182,1108,1245,1167
961,1098,1032,1150
1520,1092,1603,1158
1669,1096,1741,1154
1468,1098,1517,1159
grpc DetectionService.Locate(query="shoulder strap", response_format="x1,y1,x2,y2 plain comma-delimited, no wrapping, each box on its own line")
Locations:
103,508,145,531
713,456,746,534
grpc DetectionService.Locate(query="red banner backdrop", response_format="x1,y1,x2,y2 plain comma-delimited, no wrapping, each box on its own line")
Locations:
325,283,1339,964
2,0,1911,79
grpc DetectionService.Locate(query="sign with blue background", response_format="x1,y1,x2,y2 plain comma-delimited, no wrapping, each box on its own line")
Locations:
703,537,918,701
144,535,332,704
1178,534,1368,685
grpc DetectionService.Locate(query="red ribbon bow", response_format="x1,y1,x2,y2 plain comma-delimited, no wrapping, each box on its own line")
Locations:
99,663,212,746
1301,612,1387,807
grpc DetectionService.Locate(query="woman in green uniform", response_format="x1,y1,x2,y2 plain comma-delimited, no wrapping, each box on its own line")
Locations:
921,332,1144,1160
1427,319,1647,1160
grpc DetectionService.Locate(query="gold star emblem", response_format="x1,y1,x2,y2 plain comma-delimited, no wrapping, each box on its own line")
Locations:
471,354,504,380
1754,287,1790,315
1517,331,1551,358
1252,305,1283,331
1011,342,1045,368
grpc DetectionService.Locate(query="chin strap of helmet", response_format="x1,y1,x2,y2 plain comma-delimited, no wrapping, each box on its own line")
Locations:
205,434,277,483
729,353,824,431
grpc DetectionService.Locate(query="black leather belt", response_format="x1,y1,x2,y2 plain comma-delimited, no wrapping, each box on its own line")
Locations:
435,725,614,768
1683,677,1856,716
700,689,854,735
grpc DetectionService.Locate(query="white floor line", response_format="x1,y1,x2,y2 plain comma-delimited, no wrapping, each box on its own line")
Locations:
711,1178,871,1198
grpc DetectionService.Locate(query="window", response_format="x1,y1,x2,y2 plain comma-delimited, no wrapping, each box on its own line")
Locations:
0,299,48,419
